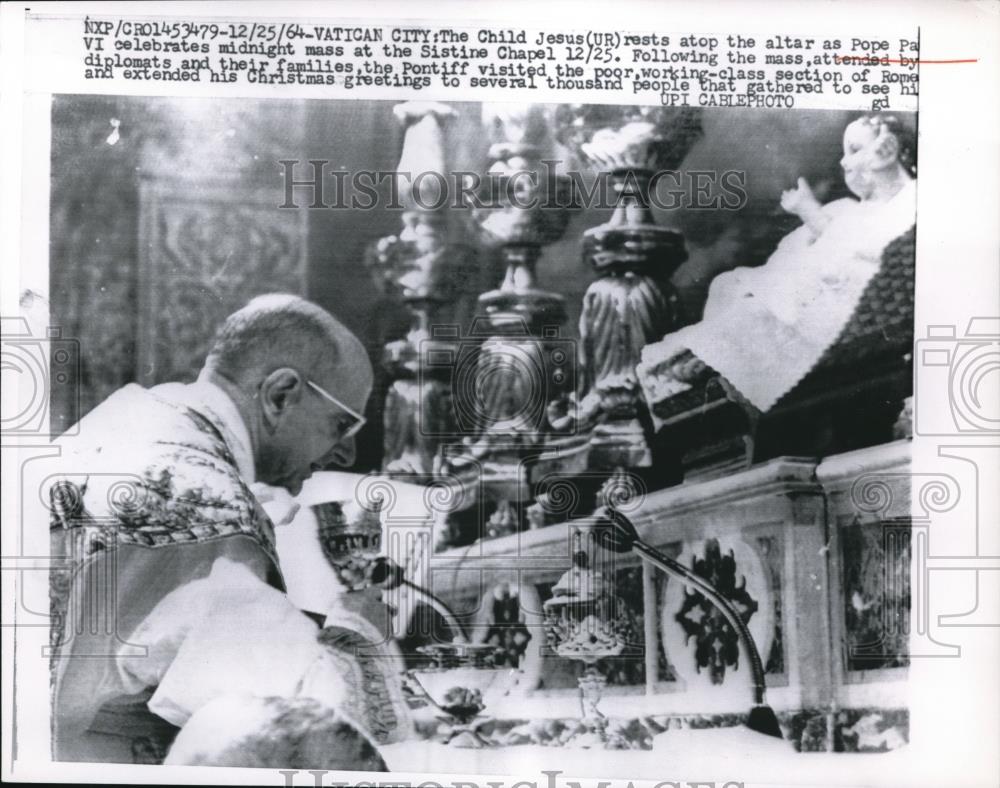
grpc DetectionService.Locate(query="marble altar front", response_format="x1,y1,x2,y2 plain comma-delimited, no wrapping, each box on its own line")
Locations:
419,441,912,753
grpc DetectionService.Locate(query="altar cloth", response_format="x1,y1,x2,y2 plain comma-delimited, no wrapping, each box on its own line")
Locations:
381,727,908,783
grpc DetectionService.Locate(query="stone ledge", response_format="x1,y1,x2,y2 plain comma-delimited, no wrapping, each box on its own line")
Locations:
435,455,823,563
816,439,912,487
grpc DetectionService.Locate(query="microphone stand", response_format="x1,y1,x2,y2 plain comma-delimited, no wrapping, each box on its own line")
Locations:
598,506,783,739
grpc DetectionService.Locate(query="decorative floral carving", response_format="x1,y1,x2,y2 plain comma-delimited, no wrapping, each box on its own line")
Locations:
470,582,533,669
579,274,676,414
674,539,758,684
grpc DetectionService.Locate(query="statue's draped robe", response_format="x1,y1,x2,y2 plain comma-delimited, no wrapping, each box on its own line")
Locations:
639,179,917,413
48,382,401,764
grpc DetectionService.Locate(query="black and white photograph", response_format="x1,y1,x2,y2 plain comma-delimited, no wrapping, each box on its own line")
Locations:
2,3,998,787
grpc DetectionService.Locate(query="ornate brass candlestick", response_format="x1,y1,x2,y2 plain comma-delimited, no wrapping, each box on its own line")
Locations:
367,102,479,480
555,106,702,469
446,103,577,540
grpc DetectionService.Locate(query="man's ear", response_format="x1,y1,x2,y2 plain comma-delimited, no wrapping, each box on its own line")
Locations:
259,368,305,428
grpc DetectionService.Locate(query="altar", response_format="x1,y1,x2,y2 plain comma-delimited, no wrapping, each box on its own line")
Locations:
272,440,911,761
309,103,914,758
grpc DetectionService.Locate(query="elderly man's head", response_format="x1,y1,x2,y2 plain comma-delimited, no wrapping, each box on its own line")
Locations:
201,294,373,494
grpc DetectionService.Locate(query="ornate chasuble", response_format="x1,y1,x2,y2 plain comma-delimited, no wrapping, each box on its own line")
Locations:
48,383,411,764
48,383,284,761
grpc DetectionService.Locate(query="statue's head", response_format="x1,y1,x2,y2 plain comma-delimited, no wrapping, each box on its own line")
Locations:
840,114,917,200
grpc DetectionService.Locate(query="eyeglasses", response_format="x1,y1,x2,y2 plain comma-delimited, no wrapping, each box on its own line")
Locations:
306,379,367,440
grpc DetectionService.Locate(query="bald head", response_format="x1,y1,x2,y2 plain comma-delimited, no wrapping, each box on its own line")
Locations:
204,294,367,387
201,295,373,492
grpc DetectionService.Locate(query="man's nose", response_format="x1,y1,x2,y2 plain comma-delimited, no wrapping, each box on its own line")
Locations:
326,435,356,468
